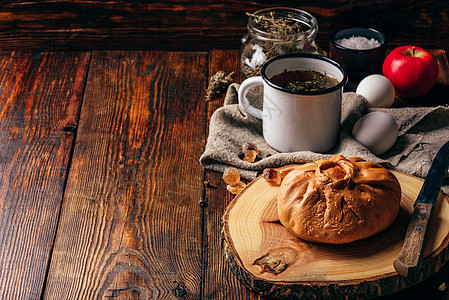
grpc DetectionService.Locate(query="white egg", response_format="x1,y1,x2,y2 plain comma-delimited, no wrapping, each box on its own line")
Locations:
352,112,398,155
356,74,395,108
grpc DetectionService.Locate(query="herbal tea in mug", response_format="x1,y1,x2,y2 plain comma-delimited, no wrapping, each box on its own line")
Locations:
269,70,339,91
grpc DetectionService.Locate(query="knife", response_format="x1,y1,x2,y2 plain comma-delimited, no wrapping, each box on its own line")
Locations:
394,140,449,278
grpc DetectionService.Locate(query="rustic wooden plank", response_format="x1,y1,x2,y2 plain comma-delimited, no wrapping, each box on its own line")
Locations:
422,49,449,106
43,51,208,299
0,51,90,299
205,50,241,123
203,50,262,299
0,1,447,51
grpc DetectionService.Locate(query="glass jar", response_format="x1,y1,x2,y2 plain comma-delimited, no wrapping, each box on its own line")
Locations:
239,7,322,78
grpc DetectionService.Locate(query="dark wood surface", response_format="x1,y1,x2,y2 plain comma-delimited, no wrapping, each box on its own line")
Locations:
0,48,448,299
0,1,448,51
0,51,90,299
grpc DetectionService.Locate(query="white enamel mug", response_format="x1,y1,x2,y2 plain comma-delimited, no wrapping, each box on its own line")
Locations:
238,54,347,153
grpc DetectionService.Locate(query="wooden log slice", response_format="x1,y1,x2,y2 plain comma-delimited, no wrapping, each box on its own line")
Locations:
222,166,449,299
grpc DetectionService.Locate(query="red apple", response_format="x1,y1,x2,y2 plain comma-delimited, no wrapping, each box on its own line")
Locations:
382,45,439,98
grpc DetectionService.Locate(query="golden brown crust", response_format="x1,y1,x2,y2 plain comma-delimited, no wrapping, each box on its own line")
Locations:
277,155,402,244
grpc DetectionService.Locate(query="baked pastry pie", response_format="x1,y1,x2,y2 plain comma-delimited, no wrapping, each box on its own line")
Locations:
277,155,401,244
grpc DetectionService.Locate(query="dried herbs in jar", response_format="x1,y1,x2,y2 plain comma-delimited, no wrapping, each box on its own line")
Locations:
239,8,322,78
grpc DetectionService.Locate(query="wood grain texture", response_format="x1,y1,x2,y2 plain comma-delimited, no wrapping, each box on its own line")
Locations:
222,168,449,299
203,50,262,299
43,51,208,299
0,51,90,299
0,1,447,51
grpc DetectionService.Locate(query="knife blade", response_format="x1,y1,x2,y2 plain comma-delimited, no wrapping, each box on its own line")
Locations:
393,140,449,278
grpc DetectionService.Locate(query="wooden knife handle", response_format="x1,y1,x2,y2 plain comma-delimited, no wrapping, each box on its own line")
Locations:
394,202,434,277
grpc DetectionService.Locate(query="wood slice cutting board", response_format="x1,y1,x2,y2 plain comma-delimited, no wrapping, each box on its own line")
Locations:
222,166,449,299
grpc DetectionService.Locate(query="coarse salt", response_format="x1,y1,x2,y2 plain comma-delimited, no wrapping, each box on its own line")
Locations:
336,36,381,50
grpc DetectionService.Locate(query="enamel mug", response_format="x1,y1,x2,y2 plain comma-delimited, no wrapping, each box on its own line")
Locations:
238,54,347,153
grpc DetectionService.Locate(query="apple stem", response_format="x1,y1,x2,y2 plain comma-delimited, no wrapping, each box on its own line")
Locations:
412,46,415,57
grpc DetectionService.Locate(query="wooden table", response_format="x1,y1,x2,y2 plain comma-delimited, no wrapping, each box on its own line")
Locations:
0,49,448,300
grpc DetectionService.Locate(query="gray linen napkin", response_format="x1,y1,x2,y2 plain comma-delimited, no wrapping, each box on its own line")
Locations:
200,83,449,194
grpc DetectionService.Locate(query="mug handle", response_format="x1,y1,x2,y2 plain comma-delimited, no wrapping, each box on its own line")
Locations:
238,76,263,119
